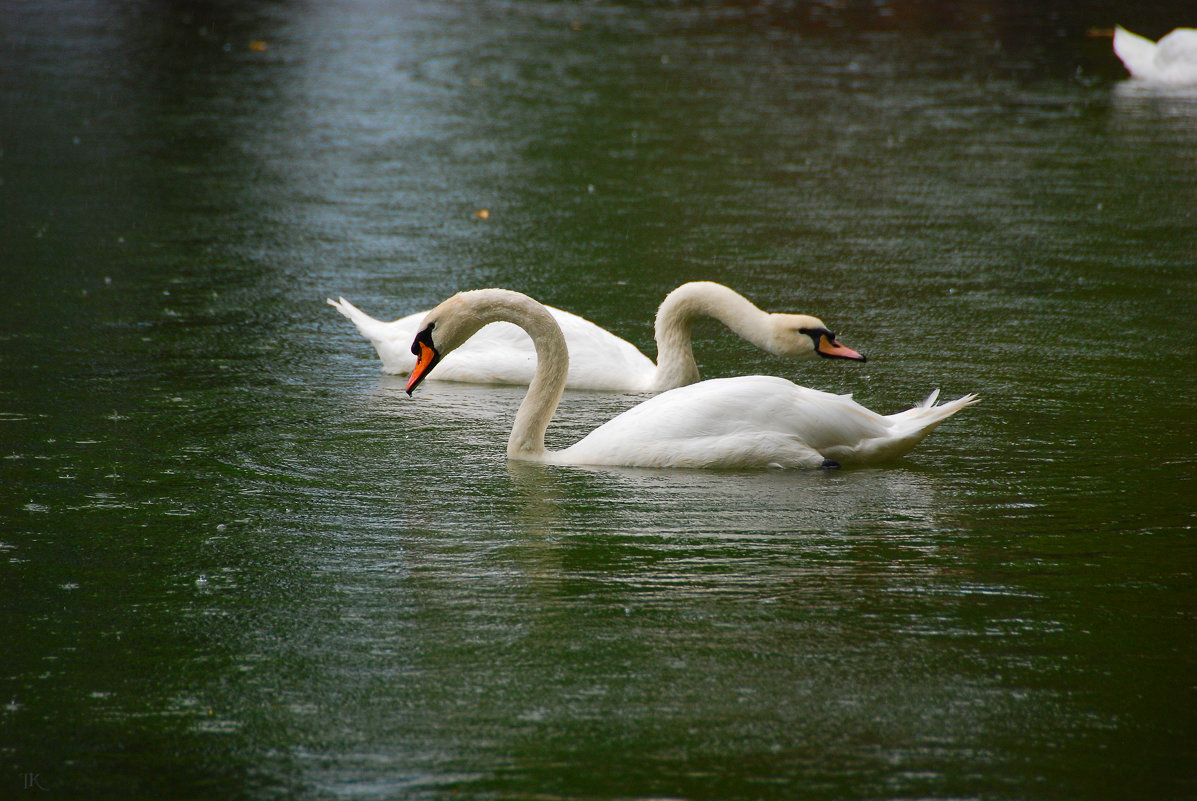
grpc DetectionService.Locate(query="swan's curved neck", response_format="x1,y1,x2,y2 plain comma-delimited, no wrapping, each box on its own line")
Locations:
652,282,775,390
467,292,568,460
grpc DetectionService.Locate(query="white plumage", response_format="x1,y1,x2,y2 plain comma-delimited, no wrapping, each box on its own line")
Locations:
404,289,977,470
329,296,653,389
329,281,863,392
1114,26,1197,85
550,378,977,470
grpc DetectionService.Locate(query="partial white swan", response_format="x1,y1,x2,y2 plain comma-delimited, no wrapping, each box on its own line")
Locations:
328,281,864,392
404,289,978,470
1114,26,1197,84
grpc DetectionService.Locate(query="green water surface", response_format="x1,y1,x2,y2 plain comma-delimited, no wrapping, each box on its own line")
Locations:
2,2,1194,799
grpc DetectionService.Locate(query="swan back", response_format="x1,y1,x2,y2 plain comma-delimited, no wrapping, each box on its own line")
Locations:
1156,28,1197,80
552,377,870,469
552,377,977,470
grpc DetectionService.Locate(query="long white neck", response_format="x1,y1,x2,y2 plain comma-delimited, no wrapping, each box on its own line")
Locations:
463,291,569,460
651,282,777,391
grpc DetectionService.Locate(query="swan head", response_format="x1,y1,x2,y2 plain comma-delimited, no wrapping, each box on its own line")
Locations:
404,292,496,395
405,288,558,395
770,314,867,363
406,322,441,395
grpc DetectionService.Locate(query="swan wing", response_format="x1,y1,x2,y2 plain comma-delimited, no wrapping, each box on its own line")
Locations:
328,296,538,380
330,297,655,388
1155,28,1197,82
548,308,656,391
432,307,654,388
553,376,976,469
554,376,894,469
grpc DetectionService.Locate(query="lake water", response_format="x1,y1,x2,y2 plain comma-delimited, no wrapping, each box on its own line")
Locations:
2,2,1194,799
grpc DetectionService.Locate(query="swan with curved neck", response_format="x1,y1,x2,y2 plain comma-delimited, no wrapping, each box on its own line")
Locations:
405,289,978,469
329,281,864,392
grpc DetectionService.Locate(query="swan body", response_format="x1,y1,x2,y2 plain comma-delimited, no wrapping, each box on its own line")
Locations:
1114,26,1197,84
404,289,978,470
549,379,977,469
329,281,863,392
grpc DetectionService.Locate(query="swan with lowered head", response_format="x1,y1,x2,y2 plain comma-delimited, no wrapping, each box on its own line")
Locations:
329,281,864,392
1113,26,1197,84
404,289,978,470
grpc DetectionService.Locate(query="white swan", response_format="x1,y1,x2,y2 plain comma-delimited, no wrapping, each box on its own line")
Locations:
328,281,864,392
1114,26,1197,85
404,289,978,470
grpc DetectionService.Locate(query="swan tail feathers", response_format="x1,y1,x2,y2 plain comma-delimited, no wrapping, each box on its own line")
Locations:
327,296,421,374
1113,26,1158,78
929,392,980,421
887,392,979,430
834,392,978,464
327,297,392,341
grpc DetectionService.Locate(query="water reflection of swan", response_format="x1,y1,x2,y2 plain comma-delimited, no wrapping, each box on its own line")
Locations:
406,289,977,470
506,459,946,538
1113,26,1197,85
329,281,864,391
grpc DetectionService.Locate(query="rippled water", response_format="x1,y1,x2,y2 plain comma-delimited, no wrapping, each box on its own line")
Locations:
2,2,1194,799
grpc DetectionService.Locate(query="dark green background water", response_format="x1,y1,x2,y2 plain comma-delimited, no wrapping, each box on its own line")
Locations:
2,1,1194,799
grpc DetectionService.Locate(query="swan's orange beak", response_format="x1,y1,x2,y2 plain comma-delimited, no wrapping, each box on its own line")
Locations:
405,340,440,395
817,334,866,362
